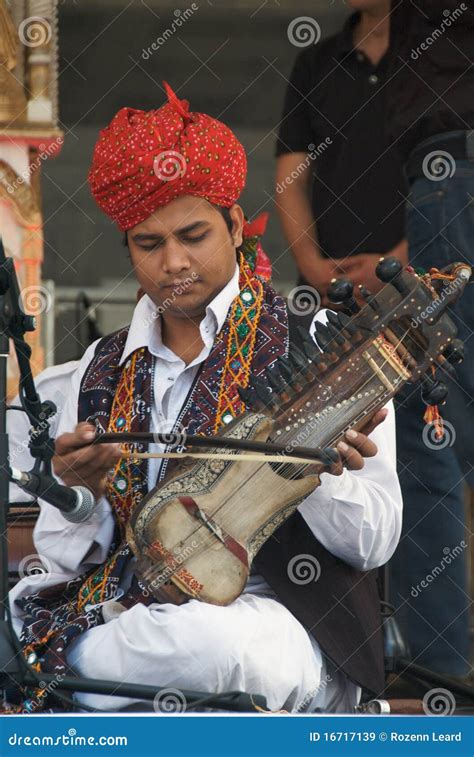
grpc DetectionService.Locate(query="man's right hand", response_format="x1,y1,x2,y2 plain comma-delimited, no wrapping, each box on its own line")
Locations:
53,422,122,500
299,257,346,308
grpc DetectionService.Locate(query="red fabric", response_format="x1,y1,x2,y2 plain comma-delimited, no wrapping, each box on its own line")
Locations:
242,211,272,281
242,211,269,240
88,81,247,231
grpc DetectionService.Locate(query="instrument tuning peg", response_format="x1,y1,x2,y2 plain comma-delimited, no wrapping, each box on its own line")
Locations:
251,375,278,410
421,376,449,406
295,324,324,361
313,321,332,351
289,346,315,381
237,385,260,411
336,311,358,335
443,338,464,364
265,364,291,396
326,278,360,314
358,285,379,311
326,321,346,346
325,310,341,328
289,345,309,369
296,323,313,344
375,256,409,295
276,356,299,387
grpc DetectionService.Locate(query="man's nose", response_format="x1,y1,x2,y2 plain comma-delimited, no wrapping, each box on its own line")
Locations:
161,239,192,273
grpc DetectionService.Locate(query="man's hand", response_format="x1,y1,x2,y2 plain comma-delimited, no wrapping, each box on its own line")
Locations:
328,408,388,475
341,253,386,296
339,241,408,300
299,257,346,308
53,422,122,499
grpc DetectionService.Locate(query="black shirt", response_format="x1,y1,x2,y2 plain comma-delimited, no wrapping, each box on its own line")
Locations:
386,0,474,161
275,13,406,261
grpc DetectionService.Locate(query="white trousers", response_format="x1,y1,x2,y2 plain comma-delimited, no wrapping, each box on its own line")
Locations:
65,593,360,713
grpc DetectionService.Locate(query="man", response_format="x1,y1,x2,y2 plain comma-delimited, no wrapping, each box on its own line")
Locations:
384,0,474,677
9,83,402,713
275,0,407,303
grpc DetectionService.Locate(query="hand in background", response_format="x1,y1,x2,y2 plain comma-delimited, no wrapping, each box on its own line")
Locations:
299,257,346,309
339,240,408,301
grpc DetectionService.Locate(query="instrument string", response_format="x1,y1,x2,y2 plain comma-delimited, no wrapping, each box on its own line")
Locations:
130,326,413,587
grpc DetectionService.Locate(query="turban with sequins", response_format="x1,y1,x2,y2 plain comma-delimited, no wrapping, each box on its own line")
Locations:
88,81,247,232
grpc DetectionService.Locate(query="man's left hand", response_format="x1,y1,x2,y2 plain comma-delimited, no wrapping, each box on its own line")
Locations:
328,408,388,475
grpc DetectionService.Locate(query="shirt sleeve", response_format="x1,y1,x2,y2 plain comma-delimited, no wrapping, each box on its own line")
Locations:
297,402,402,571
31,341,116,576
275,49,315,156
296,309,403,571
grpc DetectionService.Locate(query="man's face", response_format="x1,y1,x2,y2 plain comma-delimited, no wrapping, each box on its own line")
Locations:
127,196,244,319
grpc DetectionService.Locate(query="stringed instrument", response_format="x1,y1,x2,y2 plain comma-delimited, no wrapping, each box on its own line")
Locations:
101,259,470,607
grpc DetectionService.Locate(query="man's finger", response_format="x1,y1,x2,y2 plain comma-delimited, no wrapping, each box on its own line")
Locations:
358,408,388,437
54,423,96,455
343,428,378,458
336,441,365,470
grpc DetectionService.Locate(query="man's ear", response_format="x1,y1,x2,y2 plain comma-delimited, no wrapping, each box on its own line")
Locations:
229,204,245,248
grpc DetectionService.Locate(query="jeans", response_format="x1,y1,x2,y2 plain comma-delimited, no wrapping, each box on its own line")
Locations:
389,157,473,676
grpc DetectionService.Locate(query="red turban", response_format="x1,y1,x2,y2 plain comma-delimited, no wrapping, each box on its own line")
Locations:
88,81,247,231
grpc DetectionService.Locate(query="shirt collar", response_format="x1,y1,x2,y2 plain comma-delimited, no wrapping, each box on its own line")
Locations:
119,262,240,366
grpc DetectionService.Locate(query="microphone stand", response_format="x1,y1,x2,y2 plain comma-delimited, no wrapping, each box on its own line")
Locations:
0,238,267,714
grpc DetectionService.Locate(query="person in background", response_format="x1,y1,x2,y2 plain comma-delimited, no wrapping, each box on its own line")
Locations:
383,0,474,679
275,0,471,679
275,0,407,305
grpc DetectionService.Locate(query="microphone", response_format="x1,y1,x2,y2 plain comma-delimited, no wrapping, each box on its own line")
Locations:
10,469,96,523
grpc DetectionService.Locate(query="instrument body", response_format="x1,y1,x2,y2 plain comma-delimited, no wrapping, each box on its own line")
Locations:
128,262,471,607
127,413,318,605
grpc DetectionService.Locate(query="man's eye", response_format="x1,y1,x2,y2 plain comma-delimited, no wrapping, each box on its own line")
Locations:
183,232,208,244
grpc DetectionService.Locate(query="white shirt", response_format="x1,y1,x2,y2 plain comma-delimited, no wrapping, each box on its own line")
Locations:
9,264,402,614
